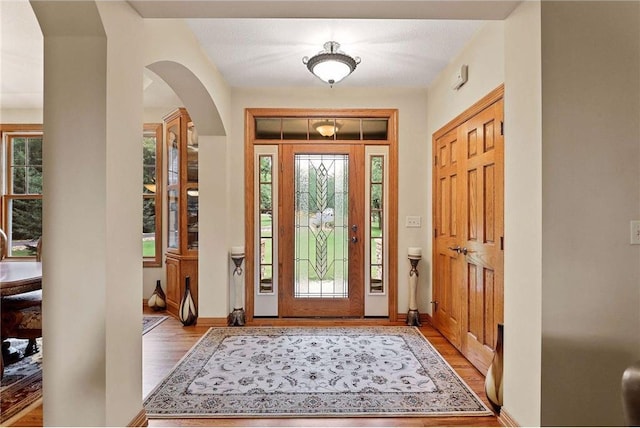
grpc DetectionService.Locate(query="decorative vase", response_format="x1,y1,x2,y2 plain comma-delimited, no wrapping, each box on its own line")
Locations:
484,323,504,412
622,360,640,425
179,276,197,326
147,280,166,311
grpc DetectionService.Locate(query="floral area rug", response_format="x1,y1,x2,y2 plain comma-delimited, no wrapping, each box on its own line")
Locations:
144,326,492,418
143,315,168,335
1,338,42,425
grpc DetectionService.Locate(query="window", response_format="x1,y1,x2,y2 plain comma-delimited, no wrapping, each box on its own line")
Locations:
143,123,162,267
258,154,274,293
369,154,385,293
2,127,43,258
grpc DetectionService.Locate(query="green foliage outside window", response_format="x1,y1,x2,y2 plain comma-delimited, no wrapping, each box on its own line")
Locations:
9,136,43,248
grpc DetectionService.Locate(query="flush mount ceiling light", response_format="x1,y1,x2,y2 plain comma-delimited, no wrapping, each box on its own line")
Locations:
303,41,361,86
313,119,342,137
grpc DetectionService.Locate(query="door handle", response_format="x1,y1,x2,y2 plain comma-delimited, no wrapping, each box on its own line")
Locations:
351,236,358,243
448,246,461,253
351,224,358,232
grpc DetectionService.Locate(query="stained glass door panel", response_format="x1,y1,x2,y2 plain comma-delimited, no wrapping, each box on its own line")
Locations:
280,145,363,317
294,154,349,299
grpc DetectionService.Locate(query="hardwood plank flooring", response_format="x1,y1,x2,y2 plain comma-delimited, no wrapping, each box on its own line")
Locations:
10,309,500,427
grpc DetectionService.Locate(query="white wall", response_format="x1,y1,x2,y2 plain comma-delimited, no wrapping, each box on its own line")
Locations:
97,2,145,424
426,21,505,316
142,20,232,317
143,19,230,136
31,1,145,425
427,11,545,426
230,87,429,315
540,2,640,425
0,109,42,123
503,2,542,425
427,22,505,135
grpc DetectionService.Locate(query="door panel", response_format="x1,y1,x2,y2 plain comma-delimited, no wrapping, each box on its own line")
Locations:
460,99,504,374
280,144,364,317
432,129,461,348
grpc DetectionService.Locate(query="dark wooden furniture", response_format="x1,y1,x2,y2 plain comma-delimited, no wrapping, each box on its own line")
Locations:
1,260,43,378
1,261,42,296
164,108,199,320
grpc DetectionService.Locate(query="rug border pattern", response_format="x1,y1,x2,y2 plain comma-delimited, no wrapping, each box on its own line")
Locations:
143,315,168,335
144,326,493,418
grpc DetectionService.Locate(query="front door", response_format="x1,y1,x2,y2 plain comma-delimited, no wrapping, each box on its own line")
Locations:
279,144,364,317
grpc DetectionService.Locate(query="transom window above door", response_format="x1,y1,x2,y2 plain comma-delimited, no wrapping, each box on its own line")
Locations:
255,117,389,141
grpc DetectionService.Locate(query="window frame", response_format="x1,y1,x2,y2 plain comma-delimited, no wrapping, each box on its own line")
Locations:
143,123,163,268
1,125,44,259
244,109,399,322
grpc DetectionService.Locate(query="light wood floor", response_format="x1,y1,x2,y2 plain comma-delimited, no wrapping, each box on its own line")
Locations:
11,309,500,427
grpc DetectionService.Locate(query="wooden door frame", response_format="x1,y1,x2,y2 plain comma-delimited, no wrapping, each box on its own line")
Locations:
432,84,504,371
244,108,398,322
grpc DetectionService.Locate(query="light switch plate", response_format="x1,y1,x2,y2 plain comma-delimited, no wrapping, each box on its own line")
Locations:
631,221,640,245
406,216,421,228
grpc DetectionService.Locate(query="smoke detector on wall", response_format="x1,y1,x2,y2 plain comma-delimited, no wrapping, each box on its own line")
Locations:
451,64,468,90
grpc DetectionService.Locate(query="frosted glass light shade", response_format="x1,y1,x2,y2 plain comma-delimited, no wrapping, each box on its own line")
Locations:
311,60,352,84
303,41,360,86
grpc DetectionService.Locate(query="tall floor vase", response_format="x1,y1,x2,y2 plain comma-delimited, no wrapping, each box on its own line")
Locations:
179,276,197,326
147,280,166,311
622,360,640,425
484,323,504,412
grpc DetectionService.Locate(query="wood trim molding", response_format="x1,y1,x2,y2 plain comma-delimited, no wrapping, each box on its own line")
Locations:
388,109,399,322
244,108,255,323
196,317,229,327
396,312,432,325
247,108,397,119
245,108,398,321
0,124,42,134
498,407,520,427
432,84,504,140
246,317,400,327
127,408,148,427
143,122,163,268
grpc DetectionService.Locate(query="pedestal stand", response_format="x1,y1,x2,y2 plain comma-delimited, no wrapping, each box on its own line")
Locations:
230,247,245,326
407,247,422,326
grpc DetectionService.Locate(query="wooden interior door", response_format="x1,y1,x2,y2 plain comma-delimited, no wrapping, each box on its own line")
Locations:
432,87,504,375
432,128,462,349
459,99,504,374
279,144,364,317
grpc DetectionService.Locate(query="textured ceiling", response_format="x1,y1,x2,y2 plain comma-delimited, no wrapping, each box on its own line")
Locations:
0,0,520,109
186,18,484,88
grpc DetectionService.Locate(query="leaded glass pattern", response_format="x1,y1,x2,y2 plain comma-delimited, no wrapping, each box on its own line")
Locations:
259,155,274,293
294,154,349,298
370,155,384,293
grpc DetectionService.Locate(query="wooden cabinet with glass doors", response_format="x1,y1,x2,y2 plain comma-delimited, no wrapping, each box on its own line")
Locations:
164,108,199,320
